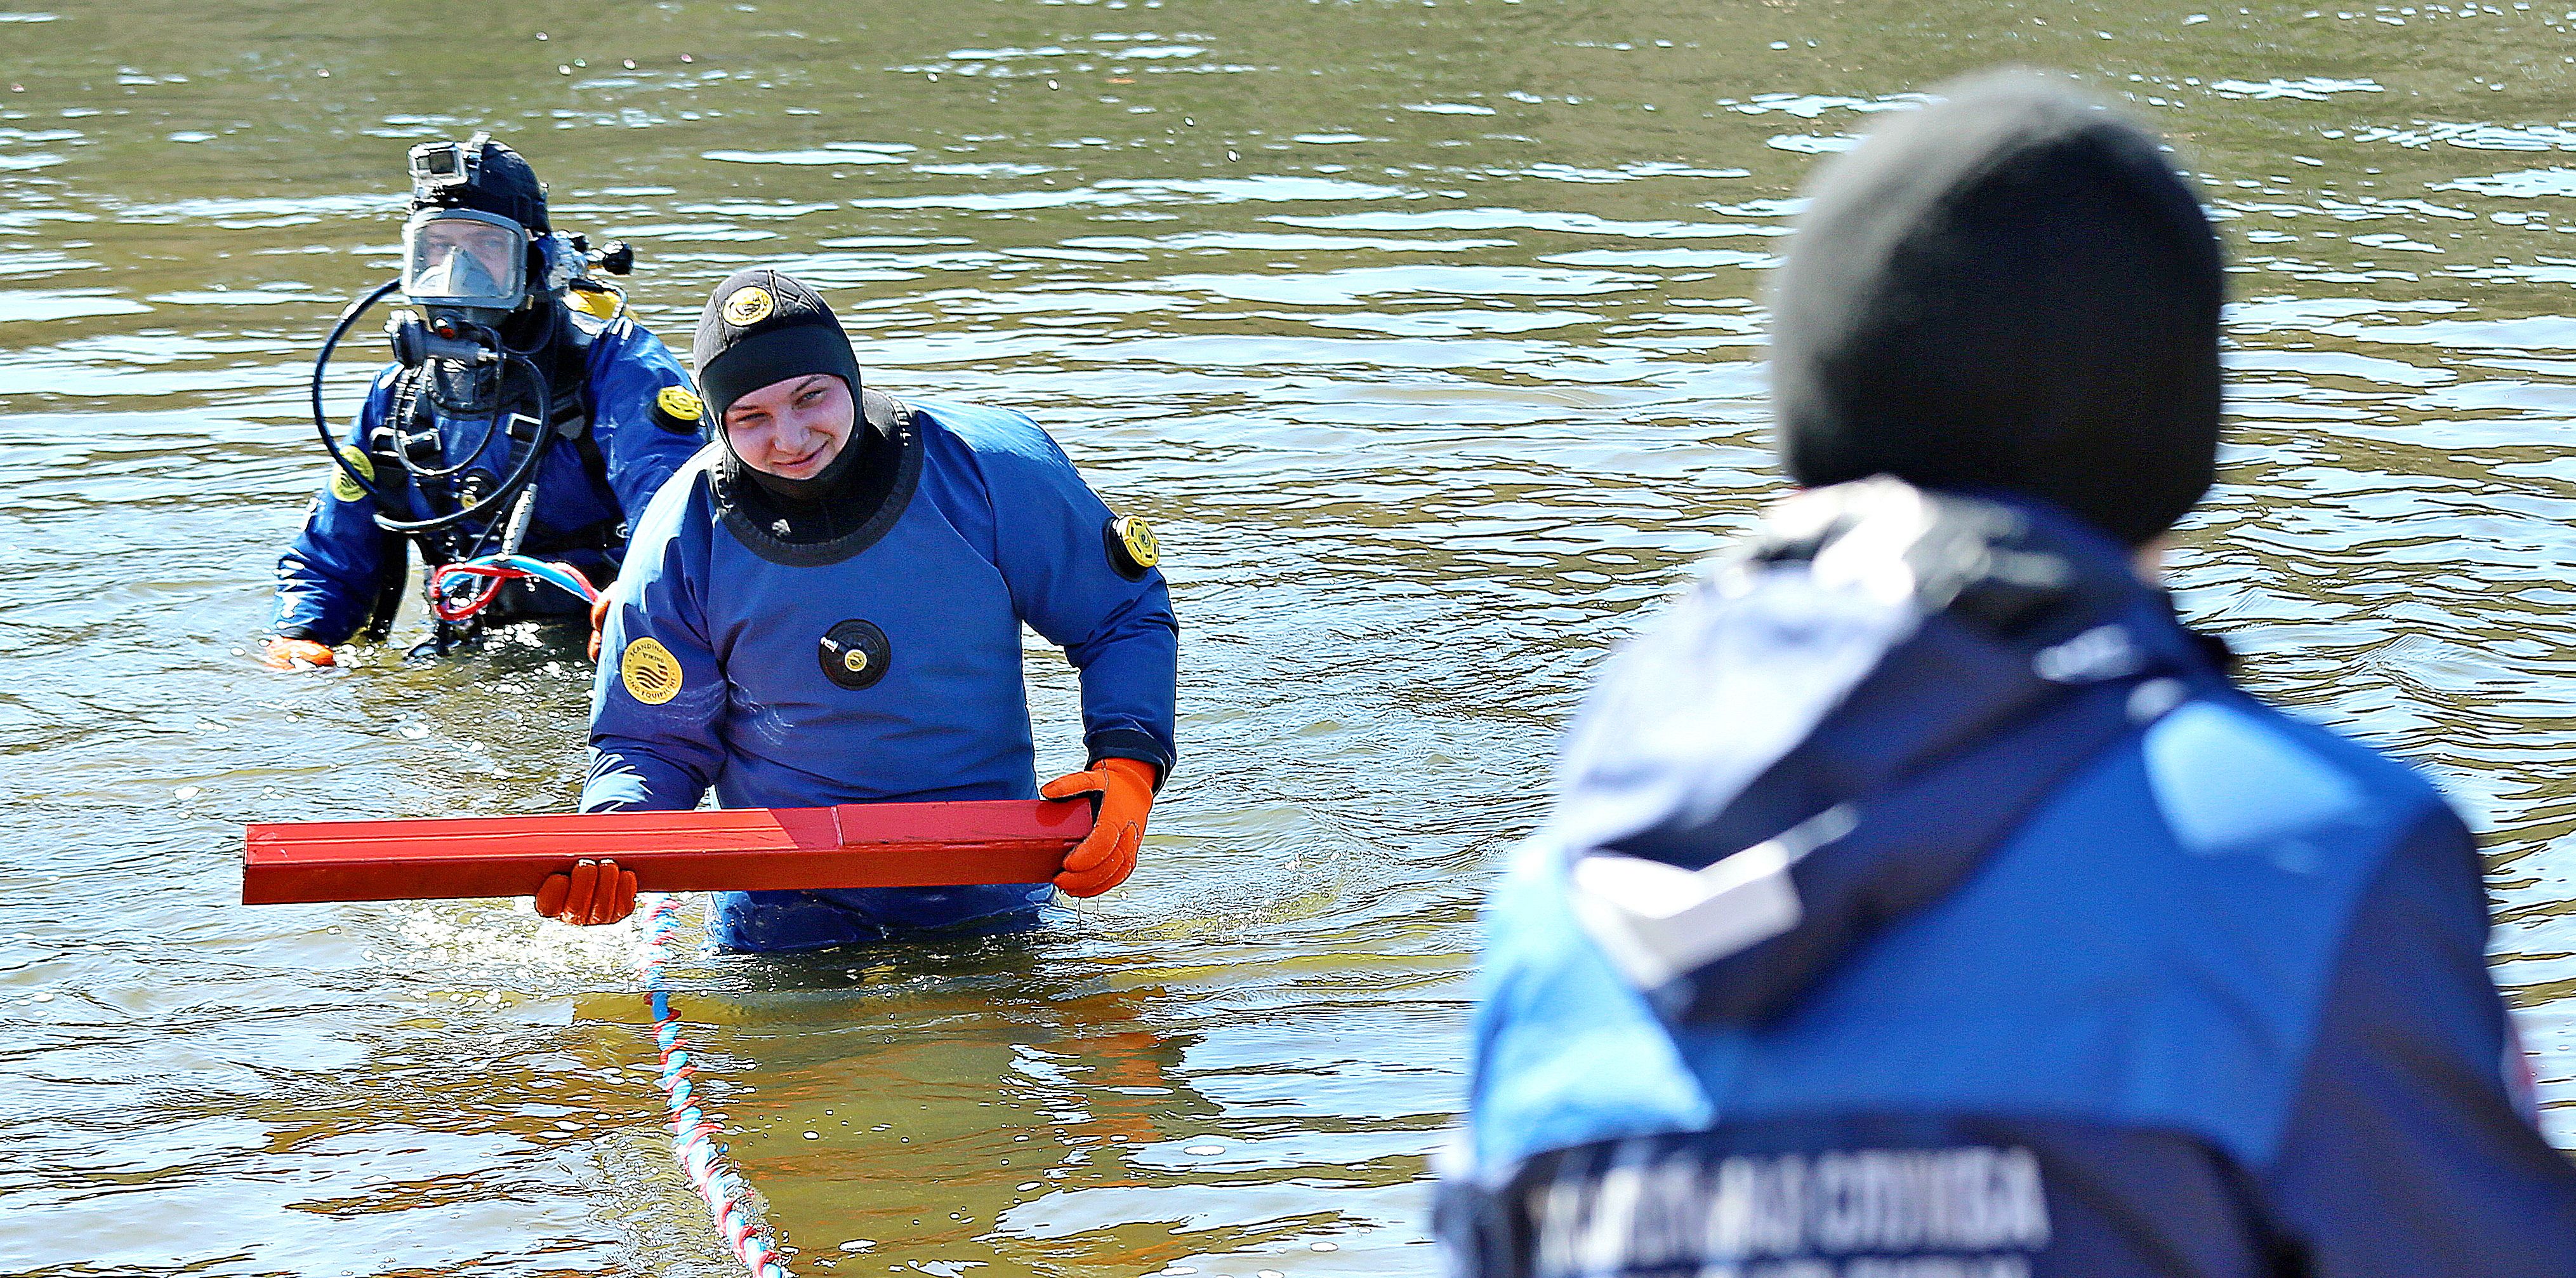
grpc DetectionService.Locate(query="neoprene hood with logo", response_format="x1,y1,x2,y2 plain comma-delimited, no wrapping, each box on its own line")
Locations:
691,268,864,429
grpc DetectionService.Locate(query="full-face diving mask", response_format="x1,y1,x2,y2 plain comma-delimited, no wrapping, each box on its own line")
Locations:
401,208,528,319
311,130,644,563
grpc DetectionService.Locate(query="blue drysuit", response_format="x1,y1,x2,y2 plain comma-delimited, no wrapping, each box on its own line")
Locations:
1440,481,2576,1278
581,396,1179,952
272,302,701,644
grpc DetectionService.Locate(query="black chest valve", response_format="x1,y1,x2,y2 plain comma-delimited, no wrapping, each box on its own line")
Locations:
818,618,892,690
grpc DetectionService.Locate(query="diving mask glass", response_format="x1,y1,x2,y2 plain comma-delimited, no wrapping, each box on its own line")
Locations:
401,208,527,313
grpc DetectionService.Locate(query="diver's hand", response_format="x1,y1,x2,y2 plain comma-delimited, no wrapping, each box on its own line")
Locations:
261,636,336,670
536,858,638,925
585,592,612,663
1040,757,1158,898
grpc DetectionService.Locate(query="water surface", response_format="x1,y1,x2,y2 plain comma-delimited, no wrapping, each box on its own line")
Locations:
9,1,2576,1273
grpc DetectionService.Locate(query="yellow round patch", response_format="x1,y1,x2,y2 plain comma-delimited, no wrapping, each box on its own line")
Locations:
720,285,774,327
656,385,704,423
842,648,870,674
1115,515,1161,569
327,445,374,503
619,636,684,706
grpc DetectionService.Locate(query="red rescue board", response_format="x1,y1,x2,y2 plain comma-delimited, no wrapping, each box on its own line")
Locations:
241,801,1091,905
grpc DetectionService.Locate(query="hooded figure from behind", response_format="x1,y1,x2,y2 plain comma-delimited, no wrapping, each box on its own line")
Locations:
1438,72,2576,1278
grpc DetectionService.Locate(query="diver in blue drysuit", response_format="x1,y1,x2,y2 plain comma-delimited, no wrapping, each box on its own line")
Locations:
263,133,702,667
566,269,1177,949
1439,74,2576,1278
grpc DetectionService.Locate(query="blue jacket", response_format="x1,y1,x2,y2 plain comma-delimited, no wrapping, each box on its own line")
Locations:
1441,481,2576,1278
581,394,1178,950
272,303,701,644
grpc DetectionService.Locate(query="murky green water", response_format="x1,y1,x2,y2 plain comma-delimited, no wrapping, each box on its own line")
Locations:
9,0,2576,1272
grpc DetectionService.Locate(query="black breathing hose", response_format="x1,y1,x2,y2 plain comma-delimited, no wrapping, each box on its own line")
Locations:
308,277,404,503
307,279,557,536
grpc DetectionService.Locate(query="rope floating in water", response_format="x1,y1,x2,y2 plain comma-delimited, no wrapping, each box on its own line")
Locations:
427,552,600,623
637,895,793,1277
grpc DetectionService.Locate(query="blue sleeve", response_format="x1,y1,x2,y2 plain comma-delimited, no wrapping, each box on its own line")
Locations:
272,369,406,644
2262,804,2576,1276
579,472,726,814
585,321,703,523
970,413,1179,778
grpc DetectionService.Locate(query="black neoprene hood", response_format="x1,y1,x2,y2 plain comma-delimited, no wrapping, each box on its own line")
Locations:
1769,71,2226,547
694,267,905,530
691,268,864,428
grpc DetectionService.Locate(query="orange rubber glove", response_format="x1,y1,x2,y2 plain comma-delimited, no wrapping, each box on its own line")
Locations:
535,858,638,926
1040,757,1158,898
261,636,336,670
586,592,613,663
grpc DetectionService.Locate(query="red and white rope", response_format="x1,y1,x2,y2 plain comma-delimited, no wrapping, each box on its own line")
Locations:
637,895,793,1277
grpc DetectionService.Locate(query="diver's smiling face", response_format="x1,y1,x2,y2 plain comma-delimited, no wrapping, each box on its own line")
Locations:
723,374,855,479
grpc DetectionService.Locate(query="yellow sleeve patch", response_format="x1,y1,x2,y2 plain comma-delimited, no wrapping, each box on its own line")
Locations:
620,636,685,705
327,445,374,503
